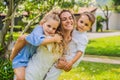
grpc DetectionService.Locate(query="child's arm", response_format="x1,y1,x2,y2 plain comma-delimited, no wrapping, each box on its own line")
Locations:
41,34,62,45
25,25,62,46
63,51,83,72
10,35,27,61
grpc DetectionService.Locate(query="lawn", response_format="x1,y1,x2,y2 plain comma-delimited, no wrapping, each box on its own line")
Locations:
59,61,120,80
1,33,120,80
85,36,120,57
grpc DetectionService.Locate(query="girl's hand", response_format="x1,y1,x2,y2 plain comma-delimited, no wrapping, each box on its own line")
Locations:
53,34,63,43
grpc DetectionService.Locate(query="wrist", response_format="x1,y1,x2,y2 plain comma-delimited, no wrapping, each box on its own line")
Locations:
52,37,56,42
70,60,74,65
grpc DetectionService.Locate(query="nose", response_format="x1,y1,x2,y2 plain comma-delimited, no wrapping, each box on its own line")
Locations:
66,18,71,22
81,23,84,27
49,28,53,32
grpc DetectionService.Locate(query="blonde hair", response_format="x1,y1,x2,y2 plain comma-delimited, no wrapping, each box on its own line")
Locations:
40,11,60,26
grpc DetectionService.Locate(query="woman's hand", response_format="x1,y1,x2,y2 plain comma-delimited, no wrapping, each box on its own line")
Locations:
63,61,73,72
55,57,67,69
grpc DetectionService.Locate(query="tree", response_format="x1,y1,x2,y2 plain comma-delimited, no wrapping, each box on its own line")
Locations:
0,0,23,57
98,5,112,30
96,15,106,32
0,0,65,58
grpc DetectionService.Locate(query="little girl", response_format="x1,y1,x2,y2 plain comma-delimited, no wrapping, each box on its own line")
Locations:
10,10,63,80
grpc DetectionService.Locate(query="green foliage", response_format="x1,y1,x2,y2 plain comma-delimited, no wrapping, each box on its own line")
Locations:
111,0,120,12
0,59,14,80
114,5,120,12
85,36,120,57
60,1,75,9
96,15,106,32
0,0,6,13
75,0,92,7
59,61,120,80
13,26,22,31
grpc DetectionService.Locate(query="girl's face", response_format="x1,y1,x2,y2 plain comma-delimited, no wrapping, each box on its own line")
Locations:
43,18,59,36
60,12,74,31
77,14,92,32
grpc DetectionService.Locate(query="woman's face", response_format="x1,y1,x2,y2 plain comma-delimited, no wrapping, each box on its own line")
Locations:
60,12,74,31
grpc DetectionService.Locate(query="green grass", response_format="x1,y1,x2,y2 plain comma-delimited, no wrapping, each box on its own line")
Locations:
85,36,120,57
1,33,120,79
11,33,120,57
59,61,120,80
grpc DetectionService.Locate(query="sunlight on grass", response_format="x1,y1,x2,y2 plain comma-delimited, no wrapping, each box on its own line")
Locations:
59,61,120,80
85,36,120,57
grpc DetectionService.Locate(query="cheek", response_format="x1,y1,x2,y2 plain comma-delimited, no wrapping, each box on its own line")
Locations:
77,22,81,27
52,30,56,33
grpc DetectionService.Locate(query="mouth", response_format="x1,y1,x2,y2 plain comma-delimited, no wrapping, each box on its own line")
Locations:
66,23,73,27
45,31,51,35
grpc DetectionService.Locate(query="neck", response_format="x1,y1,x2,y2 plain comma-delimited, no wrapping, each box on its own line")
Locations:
63,30,72,42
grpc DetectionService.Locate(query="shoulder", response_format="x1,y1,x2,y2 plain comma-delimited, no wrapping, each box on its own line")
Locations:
33,25,43,31
72,29,88,44
30,25,44,35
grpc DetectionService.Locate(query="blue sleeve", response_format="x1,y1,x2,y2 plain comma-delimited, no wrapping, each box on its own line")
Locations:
25,25,45,46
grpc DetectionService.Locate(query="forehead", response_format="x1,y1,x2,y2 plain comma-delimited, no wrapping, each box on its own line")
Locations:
79,14,92,25
79,14,91,22
46,19,59,28
80,14,89,20
60,12,72,18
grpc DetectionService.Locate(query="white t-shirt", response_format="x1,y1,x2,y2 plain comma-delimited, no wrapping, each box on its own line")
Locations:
65,29,88,67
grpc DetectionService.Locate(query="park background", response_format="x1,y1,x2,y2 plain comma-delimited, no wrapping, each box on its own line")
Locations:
0,0,120,80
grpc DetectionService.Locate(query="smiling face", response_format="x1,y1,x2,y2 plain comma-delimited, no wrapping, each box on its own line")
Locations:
77,14,92,32
43,18,59,36
60,11,74,32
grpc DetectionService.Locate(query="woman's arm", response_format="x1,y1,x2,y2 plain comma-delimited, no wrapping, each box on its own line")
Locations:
10,35,27,61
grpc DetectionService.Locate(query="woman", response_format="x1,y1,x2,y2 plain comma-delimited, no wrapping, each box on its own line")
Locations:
44,9,76,80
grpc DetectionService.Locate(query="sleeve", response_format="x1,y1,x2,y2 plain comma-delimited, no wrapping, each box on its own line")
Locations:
25,25,45,46
76,37,88,53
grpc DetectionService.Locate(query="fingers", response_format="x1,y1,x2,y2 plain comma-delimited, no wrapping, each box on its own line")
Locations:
54,34,63,43
63,64,72,72
55,60,67,69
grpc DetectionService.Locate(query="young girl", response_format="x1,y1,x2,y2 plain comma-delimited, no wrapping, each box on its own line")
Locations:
10,11,63,80
44,11,95,80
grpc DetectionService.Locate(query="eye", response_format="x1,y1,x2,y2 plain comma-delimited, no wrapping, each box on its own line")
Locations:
47,25,51,28
80,20,83,23
53,28,57,30
61,17,66,21
69,16,73,20
85,23,88,26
